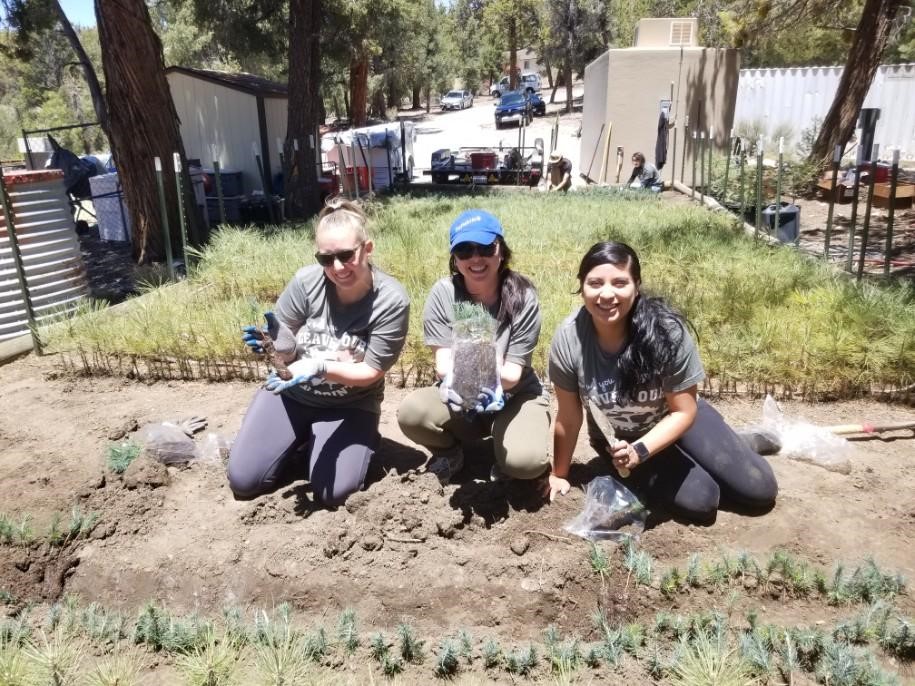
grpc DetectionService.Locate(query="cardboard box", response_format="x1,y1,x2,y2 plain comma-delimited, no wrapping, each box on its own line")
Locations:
873,182,914,210
817,177,854,203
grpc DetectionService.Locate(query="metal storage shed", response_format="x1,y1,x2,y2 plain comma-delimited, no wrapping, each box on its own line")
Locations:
165,66,288,196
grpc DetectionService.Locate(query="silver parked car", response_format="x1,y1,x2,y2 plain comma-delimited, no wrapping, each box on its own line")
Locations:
440,90,474,110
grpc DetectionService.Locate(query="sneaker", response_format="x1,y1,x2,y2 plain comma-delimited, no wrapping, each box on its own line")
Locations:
427,445,464,484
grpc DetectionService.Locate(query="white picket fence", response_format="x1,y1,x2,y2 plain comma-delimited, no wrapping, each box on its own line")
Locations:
734,63,915,161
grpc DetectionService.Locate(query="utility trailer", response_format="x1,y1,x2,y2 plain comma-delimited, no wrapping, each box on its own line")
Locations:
424,140,544,187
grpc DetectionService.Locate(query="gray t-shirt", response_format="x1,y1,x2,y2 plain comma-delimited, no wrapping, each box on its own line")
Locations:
423,276,543,398
548,307,704,444
274,264,410,414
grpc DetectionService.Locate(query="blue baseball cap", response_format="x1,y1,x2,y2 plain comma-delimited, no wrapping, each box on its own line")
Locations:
449,209,503,251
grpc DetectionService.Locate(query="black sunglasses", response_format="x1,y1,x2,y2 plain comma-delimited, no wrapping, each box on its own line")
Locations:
452,242,498,260
315,244,362,267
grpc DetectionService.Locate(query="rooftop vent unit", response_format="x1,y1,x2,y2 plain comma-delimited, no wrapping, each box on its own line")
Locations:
634,18,699,48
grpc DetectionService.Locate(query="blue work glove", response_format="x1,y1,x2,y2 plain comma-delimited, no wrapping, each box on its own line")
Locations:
242,312,297,355
264,358,327,394
473,384,506,414
438,371,465,413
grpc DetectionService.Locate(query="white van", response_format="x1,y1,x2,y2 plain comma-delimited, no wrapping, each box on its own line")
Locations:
490,72,541,98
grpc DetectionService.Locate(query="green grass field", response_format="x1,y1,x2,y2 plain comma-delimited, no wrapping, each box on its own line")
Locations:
44,190,915,397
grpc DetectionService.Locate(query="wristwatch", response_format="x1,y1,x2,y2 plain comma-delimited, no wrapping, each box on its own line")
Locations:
631,441,650,464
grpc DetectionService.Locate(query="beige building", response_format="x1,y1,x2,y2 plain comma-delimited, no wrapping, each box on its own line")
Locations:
165,67,289,194
580,18,739,186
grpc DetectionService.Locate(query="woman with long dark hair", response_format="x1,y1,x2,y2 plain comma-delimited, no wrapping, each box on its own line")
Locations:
548,241,777,522
397,209,550,484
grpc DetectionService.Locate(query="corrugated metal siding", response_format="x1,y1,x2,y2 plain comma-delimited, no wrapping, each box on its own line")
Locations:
734,63,915,159
168,72,265,194
0,172,88,341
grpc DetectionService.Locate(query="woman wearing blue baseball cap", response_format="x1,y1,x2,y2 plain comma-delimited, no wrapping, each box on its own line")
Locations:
397,209,550,484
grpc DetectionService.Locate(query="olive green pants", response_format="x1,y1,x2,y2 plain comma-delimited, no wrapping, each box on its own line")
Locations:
397,386,551,480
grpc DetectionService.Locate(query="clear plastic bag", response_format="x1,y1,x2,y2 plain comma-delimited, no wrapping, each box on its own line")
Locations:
451,303,499,412
136,422,197,465
194,432,234,465
756,395,854,474
564,476,647,541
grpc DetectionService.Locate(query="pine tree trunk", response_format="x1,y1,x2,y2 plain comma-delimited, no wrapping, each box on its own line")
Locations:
412,86,422,110
96,0,186,263
285,0,322,220
509,20,517,90
544,57,554,90
808,0,905,167
349,52,370,127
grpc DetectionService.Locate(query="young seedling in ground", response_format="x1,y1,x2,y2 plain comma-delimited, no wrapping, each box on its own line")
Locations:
107,440,141,474
686,553,702,587
397,623,424,664
504,643,537,676
660,567,684,597
457,629,473,663
175,630,242,686
671,628,752,686
481,639,501,668
335,608,359,654
252,625,313,686
622,537,653,587
589,542,612,587
24,630,86,686
83,651,145,686
434,639,459,677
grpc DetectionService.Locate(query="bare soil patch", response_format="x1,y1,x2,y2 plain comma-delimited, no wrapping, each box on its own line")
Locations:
1,352,914,682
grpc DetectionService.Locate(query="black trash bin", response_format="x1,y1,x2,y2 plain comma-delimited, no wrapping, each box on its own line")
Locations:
762,203,800,244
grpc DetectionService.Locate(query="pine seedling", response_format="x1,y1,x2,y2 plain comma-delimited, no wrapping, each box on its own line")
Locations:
584,644,602,668
600,626,623,666
589,542,612,586
335,608,359,654
221,606,249,646
0,590,14,606
543,624,560,652
80,602,128,644
24,629,86,686
107,440,141,474
434,639,459,677
482,639,501,668
175,630,242,686
745,608,759,630
653,611,674,637
302,627,327,662
369,632,389,661
457,629,473,663
83,651,145,686
14,515,32,546
397,622,424,663
66,506,99,542
252,626,313,686
0,514,13,545
739,629,775,678
0,635,30,686
47,513,64,547
660,567,684,597
133,602,168,651
880,616,914,659
788,626,825,671
504,644,537,676
686,553,702,587
622,538,653,587
777,628,800,685
619,622,644,654
381,652,404,676
670,628,752,686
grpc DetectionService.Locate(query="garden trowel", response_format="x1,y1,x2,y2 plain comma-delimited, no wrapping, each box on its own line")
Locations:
586,397,630,478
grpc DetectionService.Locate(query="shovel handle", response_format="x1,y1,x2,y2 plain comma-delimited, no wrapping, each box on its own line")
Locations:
826,421,915,435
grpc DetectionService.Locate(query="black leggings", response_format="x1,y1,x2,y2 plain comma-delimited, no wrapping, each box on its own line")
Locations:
607,398,778,523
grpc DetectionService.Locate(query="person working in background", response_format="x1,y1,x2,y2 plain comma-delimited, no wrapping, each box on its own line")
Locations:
547,151,572,192
626,152,662,192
